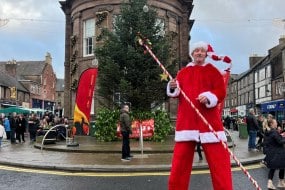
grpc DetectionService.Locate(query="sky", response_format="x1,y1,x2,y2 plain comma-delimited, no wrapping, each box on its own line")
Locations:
190,0,285,74
0,0,285,79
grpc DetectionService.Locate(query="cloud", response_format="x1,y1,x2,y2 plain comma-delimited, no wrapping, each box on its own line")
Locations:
0,0,65,78
1,0,285,78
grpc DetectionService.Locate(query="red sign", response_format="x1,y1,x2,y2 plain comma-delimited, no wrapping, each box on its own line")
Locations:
117,119,154,138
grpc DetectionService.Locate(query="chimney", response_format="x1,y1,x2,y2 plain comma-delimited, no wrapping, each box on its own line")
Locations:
45,52,52,65
249,54,264,68
5,59,17,77
279,35,285,44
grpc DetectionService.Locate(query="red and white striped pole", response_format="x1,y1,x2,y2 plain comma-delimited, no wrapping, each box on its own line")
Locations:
136,33,262,190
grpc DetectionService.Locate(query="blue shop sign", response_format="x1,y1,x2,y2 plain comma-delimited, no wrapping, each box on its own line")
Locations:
261,100,285,112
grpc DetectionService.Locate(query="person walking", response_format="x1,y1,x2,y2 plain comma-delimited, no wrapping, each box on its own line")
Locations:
263,115,285,189
119,104,132,161
167,41,233,190
246,108,259,151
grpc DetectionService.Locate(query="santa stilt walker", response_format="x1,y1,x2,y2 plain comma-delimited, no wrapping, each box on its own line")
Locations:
167,41,233,190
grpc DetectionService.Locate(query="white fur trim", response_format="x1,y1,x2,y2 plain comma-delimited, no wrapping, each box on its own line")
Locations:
200,91,218,108
175,130,200,142
166,81,180,97
186,62,208,67
200,131,227,143
189,41,208,56
175,130,227,143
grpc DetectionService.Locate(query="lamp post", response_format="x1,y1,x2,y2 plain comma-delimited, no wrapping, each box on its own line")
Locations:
43,90,47,111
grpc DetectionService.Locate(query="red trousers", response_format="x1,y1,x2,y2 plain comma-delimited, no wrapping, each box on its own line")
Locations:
168,141,233,190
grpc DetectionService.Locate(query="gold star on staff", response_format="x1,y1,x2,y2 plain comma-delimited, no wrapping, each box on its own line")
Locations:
160,72,168,81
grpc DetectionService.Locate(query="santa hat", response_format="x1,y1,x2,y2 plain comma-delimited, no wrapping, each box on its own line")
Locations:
189,41,231,64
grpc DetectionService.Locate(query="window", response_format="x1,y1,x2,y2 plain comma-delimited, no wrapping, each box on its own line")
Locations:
260,86,266,98
276,82,281,95
255,89,259,99
30,85,35,93
259,68,265,81
255,72,258,82
83,19,95,56
155,18,165,37
266,65,271,78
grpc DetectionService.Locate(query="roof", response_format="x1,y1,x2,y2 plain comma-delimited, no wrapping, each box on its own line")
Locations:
16,61,46,76
0,69,28,92
0,60,46,92
0,61,46,78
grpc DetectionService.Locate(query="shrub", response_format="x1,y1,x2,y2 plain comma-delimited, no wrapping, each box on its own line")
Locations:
94,108,172,142
94,108,119,142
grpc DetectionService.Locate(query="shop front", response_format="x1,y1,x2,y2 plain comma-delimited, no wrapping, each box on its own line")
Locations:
260,100,285,125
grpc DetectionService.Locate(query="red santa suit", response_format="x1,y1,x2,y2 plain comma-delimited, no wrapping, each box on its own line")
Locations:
167,61,233,190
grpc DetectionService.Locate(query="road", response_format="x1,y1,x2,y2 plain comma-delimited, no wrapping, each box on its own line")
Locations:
0,163,273,190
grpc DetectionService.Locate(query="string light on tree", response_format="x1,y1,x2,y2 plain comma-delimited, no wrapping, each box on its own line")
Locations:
143,5,149,13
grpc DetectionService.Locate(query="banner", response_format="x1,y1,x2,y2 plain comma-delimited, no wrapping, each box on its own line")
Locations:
73,68,98,135
117,119,154,138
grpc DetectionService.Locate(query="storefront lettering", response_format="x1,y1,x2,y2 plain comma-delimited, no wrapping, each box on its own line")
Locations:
267,104,276,109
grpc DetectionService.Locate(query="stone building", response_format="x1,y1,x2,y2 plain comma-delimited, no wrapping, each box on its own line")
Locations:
60,0,194,119
0,61,30,108
0,53,57,111
224,36,285,124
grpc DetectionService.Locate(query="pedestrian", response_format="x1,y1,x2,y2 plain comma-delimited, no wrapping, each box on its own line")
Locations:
9,112,18,144
119,104,132,161
224,115,231,129
16,114,27,143
256,114,265,150
196,142,203,161
0,122,7,147
3,115,11,140
28,113,40,142
167,41,233,190
246,108,259,151
263,115,285,189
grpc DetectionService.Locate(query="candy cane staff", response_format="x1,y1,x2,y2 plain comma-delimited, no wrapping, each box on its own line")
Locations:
137,33,261,189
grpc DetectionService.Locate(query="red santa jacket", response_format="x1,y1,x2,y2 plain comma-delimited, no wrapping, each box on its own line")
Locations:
167,62,227,143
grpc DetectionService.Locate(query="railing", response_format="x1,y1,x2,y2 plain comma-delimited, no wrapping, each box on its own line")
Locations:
40,124,69,151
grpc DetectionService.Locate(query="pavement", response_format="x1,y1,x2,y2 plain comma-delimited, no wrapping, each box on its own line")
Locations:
0,131,265,172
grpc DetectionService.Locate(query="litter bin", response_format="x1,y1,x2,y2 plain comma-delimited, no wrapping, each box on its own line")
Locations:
238,123,248,139
90,121,96,137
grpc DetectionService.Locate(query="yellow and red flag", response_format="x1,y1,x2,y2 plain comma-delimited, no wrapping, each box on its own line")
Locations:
73,68,98,135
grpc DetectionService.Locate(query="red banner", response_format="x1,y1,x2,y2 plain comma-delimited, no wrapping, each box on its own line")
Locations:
73,68,98,135
117,119,154,138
